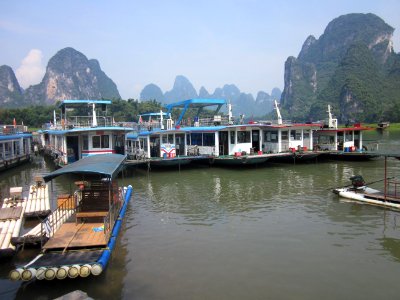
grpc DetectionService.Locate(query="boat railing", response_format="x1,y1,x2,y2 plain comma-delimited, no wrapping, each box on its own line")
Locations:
189,116,232,127
0,125,28,134
386,179,400,199
40,191,78,243
44,116,115,129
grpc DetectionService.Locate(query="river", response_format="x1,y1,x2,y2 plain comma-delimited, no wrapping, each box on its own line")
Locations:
1,130,400,299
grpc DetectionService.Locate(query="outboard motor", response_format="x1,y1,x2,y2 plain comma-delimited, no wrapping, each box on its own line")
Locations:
350,175,365,188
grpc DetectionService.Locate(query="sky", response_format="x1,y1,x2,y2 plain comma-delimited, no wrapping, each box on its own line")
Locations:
1,0,399,99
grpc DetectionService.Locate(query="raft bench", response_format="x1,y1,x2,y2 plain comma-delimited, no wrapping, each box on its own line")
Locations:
76,188,110,223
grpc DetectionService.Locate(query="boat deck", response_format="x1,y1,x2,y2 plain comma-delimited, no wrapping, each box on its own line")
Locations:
43,221,107,250
364,192,400,203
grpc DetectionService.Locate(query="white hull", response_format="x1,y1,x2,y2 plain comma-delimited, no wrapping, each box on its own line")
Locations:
335,187,400,210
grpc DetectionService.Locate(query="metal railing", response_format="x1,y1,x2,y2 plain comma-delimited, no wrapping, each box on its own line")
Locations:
40,192,79,242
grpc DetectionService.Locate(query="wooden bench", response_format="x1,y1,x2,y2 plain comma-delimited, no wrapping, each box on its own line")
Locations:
76,211,109,223
76,186,110,223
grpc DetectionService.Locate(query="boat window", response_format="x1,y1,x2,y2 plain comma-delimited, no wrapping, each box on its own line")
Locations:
281,131,288,140
186,134,190,145
203,133,215,146
264,130,278,143
101,135,110,148
83,135,88,150
237,131,250,143
92,136,101,148
290,130,302,141
168,134,174,144
345,131,353,142
191,133,202,146
303,131,310,139
141,138,148,149
162,135,168,143
230,131,235,144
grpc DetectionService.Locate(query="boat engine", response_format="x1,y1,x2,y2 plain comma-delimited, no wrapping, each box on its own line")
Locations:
350,175,365,188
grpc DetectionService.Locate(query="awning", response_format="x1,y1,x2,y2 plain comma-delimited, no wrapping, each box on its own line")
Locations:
43,154,126,182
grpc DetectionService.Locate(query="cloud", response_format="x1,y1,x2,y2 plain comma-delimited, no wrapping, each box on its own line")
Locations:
15,49,45,88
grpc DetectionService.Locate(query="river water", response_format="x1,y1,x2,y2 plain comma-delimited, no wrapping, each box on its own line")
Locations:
1,130,400,300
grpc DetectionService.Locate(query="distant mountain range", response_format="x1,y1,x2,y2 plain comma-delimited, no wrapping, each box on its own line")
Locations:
140,75,281,117
281,13,400,122
0,48,279,117
1,12,399,122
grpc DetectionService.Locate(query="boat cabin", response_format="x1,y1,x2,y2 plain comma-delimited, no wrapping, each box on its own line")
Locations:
40,100,132,167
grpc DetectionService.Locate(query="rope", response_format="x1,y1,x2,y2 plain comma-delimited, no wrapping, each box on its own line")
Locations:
62,221,85,254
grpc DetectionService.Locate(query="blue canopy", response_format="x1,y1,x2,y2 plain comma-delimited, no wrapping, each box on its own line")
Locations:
43,154,126,182
165,99,226,126
58,100,112,108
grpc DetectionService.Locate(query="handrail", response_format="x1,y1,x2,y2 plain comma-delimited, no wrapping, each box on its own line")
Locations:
40,192,79,245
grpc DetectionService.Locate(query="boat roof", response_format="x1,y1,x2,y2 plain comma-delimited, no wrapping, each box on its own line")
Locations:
0,133,32,140
165,99,226,125
44,126,133,135
58,100,112,108
317,125,373,133
140,112,170,117
165,98,226,110
43,154,126,182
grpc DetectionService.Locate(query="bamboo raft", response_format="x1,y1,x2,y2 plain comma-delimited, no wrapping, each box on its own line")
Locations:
0,187,27,257
24,178,51,218
12,193,76,247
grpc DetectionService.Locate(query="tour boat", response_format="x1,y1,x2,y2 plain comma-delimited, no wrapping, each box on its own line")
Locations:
126,99,322,167
9,154,132,281
0,125,32,171
313,105,378,160
39,100,133,168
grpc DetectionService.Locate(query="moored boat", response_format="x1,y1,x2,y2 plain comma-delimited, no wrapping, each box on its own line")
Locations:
8,154,132,281
313,105,378,160
126,99,322,168
333,156,400,210
0,125,32,171
39,100,133,168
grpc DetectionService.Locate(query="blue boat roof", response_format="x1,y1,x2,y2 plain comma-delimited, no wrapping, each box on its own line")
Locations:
140,112,170,117
58,100,112,108
165,98,226,110
0,133,32,140
44,126,133,135
43,154,126,182
165,99,227,126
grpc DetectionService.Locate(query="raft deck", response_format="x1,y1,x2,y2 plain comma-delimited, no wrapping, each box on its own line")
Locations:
0,188,26,257
25,180,51,218
43,220,107,250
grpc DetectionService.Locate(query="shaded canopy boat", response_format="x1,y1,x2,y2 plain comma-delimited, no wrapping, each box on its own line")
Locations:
9,154,132,281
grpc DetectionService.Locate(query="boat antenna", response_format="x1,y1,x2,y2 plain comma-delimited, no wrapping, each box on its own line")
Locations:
160,109,164,130
274,100,282,125
327,105,337,129
91,102,98,127
227,101,233,125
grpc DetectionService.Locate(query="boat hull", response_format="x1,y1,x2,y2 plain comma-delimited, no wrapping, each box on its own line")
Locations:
334,187,400,210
